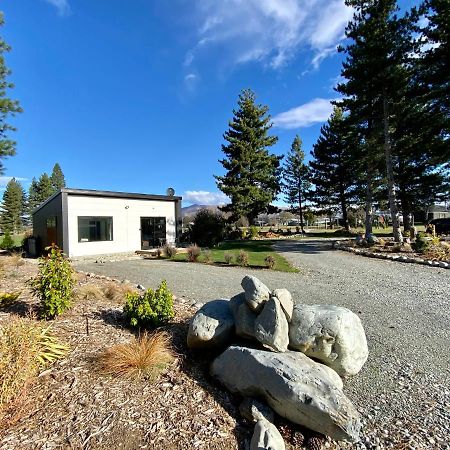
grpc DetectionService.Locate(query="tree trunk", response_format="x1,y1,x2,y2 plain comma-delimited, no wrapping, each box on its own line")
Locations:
339,182,350,231
298,188,305,234
382,93,403,243
365,166,374,236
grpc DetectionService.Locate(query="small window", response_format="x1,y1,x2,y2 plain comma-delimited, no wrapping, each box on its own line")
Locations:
78,217,113,242
46,217,57,228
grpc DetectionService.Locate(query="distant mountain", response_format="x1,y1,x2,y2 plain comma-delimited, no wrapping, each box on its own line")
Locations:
181,204,221,217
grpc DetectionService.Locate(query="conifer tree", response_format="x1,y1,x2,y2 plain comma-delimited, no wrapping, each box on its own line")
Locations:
337,0,417,241
36,173,54,204
1,177,25,234
0,13,22,174
282,135,310,233
215,89,282,223
50,163,66,192
309,108,357,231
27,177,40,213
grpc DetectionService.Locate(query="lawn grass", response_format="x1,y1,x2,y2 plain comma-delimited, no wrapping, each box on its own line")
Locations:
301,225,426,239
172,240,298,273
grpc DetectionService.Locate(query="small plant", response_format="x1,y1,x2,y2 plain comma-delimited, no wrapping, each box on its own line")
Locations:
203,250,213,264
249,226,259,239
264,254,276,269
74,284,105,302
224,251,234,265
236,249,249,267
30,244,75,319
163,243,177,258
123,280,174,328
240,228,248,240
187,244,201,262
97,331,174,380
0,317,68,409
103,282,137,304
412,235,430,254
0,291,21,307
0,232,14,251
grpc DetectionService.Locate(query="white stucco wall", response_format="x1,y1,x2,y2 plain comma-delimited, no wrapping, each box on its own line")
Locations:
66,195,177,257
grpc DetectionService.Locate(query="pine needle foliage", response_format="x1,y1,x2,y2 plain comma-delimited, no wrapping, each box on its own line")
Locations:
216,89,282,224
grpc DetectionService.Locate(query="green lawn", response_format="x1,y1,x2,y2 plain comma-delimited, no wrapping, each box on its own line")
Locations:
172,240,298,273
300,225,426,239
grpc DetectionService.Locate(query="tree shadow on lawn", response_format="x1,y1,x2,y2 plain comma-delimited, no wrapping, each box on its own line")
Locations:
274,239,335,255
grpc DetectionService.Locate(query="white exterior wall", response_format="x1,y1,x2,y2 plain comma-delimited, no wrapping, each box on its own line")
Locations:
66,195,176,257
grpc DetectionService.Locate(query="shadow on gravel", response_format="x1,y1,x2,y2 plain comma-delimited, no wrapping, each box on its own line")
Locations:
274,239,335,255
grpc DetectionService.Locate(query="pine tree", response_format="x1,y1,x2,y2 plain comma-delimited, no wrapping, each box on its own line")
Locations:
282,135,310,233
309,108,357,231
336,0,417,242
215,89,282,223
0,177,25,234
50,162,66,192
0,13,22,174
37,173,54,204
27,177,40,213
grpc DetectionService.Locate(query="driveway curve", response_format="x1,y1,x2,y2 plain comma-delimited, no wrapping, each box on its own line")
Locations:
75,239,450,449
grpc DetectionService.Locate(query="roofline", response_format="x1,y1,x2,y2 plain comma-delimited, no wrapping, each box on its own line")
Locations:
32,188,182,215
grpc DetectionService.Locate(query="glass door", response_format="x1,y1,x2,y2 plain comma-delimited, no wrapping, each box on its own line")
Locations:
140,217,166,249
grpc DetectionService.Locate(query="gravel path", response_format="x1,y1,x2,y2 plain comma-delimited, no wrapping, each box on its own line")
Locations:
75,240,450,449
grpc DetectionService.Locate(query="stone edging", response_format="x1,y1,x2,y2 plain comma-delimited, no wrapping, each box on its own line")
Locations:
334,242,450,269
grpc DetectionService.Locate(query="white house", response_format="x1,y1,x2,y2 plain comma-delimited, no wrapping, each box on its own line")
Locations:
32,188,182,257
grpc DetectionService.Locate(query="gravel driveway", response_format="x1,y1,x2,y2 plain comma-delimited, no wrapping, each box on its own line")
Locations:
75,240,450,449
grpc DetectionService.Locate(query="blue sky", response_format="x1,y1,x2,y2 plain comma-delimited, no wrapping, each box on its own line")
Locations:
1,0,416,206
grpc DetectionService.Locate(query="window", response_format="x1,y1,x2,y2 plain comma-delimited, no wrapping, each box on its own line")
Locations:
46,217,57,228
78,217,113,242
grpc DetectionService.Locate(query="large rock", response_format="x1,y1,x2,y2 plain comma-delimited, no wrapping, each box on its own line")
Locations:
241,275,271,311
229,293,257,339
289,304,368,376
187,300,234,349
272,288,294,322
251,419,286,450
211,346,361,442
254,297,289,352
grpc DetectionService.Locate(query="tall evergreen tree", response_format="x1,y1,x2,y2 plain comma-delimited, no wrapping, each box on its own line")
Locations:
337,0,417,241
36,173,54,204
282,135,310,233
0,13,22,174
1,177,25,234
27,177,40,213
50,163,66,192
215,89,282,223
310,108,357,231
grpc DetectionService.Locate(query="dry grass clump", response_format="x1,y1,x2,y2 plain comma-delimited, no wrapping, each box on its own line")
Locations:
74,283,106,302
423,242,450,261
0,317,68,410
103,282,137,304
97,331,175,381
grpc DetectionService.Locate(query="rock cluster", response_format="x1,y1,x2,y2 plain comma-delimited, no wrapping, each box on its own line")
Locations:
187,275,369,448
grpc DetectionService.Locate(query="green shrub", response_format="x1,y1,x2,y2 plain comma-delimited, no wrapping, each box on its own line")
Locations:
190,209,226,247
264,255,275,269
240,228,248,240
0,232,14,251
123,280,174,328
187,244,201,262
249,226,259,239
224,251,234,265
236,250,249,267
30,245,75,319
412,235,430,253
163,244,177,258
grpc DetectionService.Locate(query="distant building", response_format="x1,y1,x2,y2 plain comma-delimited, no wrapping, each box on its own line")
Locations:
32,188,182,257
426,204,450,221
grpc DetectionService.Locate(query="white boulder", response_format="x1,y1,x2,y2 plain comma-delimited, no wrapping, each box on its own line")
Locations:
289,304,368,376
241,275,271,312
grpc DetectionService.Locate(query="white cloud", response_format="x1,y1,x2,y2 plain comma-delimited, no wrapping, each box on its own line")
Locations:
272,98,335,129
183,190,229,205
0,176,28,187
186,0,352,70
44,0,71,16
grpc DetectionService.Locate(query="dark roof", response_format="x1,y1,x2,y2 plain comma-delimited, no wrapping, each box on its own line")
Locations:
32,188,182,214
